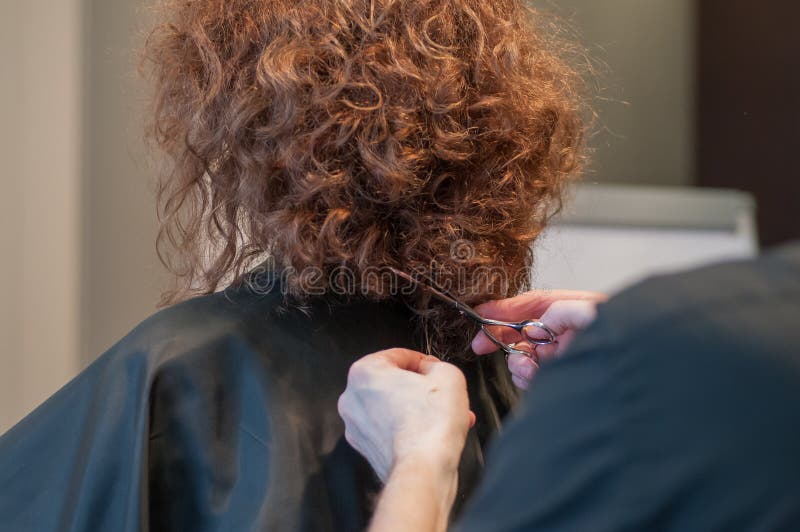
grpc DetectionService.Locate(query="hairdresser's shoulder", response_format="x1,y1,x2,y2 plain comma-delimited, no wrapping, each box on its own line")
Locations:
596,241,800,336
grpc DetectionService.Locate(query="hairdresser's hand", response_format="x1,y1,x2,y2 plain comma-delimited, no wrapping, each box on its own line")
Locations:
338,349,475,483
472,290,608,389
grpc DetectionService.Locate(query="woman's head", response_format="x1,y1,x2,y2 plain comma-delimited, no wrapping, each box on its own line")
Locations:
145,0,586,357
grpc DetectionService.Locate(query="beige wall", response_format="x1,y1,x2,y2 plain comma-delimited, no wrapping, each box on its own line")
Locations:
0,0,164,434
548,0,696,185
0,1,83,432
82,0,166,360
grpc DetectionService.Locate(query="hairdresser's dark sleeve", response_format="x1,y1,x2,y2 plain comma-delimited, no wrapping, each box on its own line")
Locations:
456,246,800,531
454,311,633,532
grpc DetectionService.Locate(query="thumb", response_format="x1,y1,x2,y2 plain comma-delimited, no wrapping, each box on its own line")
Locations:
417,355,443,375
375,348,427,372
539,300,598,335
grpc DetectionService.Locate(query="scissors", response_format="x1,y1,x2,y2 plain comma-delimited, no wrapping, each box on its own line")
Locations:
389,267,557,363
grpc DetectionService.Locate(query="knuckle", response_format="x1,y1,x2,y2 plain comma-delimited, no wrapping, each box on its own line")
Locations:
336,393,348,416
348,359,370,383
442,364,467,386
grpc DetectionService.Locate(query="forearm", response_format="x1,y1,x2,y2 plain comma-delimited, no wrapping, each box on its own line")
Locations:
369,454,459,532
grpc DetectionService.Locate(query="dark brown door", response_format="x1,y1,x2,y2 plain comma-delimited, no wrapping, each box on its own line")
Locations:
697,0,800,248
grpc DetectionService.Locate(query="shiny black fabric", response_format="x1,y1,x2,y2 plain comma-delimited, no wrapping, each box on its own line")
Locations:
0,270,515,531
457,244,800,532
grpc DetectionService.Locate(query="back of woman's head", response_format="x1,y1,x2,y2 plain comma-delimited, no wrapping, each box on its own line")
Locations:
145,0,586,357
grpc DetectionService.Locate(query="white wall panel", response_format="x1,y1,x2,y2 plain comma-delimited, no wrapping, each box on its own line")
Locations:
0,0,83,433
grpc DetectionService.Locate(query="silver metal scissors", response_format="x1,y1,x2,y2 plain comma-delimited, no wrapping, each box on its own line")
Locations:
389,267,557,362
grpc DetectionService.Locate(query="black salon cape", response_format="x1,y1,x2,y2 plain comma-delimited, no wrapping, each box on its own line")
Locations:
0,272,515,532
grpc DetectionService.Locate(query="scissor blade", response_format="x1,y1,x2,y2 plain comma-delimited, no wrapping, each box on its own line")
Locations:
388,268,459,306
388,267,486,322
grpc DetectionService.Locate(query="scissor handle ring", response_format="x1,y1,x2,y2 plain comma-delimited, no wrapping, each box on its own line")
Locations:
518,320,557,345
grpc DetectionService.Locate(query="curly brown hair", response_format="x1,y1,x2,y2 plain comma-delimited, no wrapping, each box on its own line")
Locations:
144,0,586,358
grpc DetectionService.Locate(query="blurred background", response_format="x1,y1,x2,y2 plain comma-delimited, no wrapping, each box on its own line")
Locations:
0,0,798,432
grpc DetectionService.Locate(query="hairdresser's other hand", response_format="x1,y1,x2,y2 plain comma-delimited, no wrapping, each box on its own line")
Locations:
472,290,607,389
338,349,475,483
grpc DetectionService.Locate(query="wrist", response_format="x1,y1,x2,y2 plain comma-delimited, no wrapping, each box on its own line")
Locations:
387,454,460,530
393,447,461,479
394,430,466,478
397,416,470,463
